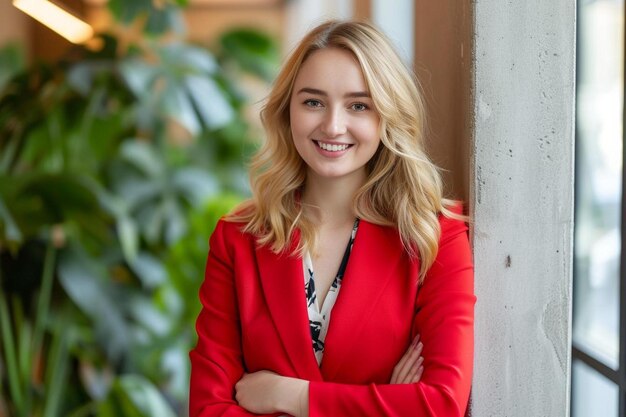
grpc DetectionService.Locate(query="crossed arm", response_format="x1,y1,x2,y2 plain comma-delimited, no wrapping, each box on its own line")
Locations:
234,336,425,416
189,215,474,417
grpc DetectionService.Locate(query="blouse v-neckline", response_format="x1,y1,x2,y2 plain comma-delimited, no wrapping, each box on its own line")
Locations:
304,218,360,366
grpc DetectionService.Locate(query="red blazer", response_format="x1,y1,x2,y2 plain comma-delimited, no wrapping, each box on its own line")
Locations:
189,212,475,417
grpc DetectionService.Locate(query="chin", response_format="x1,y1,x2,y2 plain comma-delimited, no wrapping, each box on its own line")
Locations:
311,167,359,180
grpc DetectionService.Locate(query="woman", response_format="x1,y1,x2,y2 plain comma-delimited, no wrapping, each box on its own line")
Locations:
189,20,474,417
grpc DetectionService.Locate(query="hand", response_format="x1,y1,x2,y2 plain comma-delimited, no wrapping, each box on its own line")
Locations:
235,370,309,416
389,334,424,384
235,370,282,414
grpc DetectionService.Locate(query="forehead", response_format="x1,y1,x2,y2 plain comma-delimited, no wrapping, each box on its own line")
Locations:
293,48,369,94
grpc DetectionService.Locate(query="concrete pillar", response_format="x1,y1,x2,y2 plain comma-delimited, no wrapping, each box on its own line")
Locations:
471,1,575,416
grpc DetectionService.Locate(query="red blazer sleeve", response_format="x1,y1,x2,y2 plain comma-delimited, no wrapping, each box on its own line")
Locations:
308,213,475,417
189,220,277,417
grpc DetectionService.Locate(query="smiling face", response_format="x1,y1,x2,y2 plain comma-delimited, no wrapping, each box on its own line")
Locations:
289,47,381,185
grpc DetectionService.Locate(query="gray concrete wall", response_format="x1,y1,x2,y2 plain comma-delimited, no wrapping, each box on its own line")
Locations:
471,1,575,416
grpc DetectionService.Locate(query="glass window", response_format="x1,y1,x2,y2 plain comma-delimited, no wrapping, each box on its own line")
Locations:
573,0,624,369
572,360,619,417
371,0,414,64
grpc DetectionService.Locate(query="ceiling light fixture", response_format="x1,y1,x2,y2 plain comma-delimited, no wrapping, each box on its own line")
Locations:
13,0,94,44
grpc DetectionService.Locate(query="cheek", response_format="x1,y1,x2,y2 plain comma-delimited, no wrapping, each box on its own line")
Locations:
289,102,311,137
289,109,309,157
355,118,381,147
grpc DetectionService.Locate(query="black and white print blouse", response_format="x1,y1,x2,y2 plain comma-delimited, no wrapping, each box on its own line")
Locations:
303,218,360,366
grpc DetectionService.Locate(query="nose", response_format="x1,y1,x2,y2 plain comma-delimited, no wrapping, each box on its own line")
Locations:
320,108,347,138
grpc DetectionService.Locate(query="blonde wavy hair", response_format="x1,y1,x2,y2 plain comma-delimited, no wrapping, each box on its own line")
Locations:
228,19,461,281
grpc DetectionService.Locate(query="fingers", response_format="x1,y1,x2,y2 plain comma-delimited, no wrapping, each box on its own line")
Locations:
390,335,424,384
411,362,425,383
397,341,423,383
405,356,424,384
391,335,420,383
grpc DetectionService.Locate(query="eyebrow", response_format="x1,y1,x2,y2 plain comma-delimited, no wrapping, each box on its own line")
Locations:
296,87,371,98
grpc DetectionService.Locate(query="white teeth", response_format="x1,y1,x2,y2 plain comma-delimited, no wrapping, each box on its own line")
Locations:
317,141,349,152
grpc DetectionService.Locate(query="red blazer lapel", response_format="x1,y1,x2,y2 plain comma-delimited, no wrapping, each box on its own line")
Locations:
320,220,412,381
255,233,323,381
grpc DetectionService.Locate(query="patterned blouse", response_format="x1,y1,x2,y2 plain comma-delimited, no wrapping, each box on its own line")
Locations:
303,219,360,366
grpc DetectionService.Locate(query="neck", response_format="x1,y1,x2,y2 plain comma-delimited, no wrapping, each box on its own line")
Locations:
301,169,366,226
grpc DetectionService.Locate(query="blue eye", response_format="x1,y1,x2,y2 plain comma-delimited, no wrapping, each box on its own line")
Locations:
304,99,323,107
351,103,368,111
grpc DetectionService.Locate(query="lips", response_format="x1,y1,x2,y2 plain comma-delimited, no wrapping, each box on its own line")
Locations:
314,140,353,152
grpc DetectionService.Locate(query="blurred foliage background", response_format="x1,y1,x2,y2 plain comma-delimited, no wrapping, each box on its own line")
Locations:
0,1,278,415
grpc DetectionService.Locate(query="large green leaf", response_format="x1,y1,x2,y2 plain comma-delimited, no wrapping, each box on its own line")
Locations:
119,44,235,135
162,82,201,136
108,0,153,25
185,75,234,129
159,43,219,75
117,214,139,262
108,140,223,247
119,141,163,179
219,29,279,82
97,375,176,417
146,9,185,37
67,62,116,96
129,252,167,290
19,174,100,220
58,247,133,364
0,173,109,246
118,60,160,100
109,0,186,36
128,297,170,337
0,43,25,93
171,167,219,205
0,193,22,242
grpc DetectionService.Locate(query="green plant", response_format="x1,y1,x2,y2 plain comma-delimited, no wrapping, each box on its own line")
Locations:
0,2,277,415
0,42,25,92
